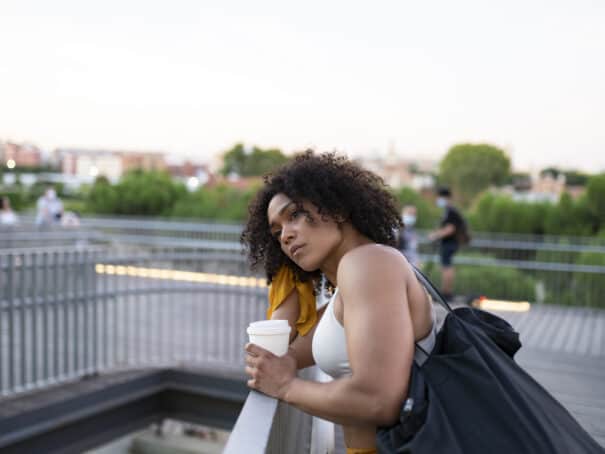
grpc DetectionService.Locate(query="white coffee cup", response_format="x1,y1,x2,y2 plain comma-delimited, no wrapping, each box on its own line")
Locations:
247,319,291,356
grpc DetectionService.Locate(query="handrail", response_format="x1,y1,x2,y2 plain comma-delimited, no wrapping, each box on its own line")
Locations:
223,391,279,454
225,368,326,454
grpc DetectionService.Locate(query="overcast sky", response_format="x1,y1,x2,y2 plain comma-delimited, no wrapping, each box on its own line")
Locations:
1,0,604,172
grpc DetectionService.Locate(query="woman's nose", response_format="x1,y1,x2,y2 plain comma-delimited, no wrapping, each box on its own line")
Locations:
280,224,295,245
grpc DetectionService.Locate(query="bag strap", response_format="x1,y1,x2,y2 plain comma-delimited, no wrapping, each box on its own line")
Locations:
410,265,456,360
412,265,454,314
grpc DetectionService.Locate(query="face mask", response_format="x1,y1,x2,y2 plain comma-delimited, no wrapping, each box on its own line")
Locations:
402,214,416,226
436,197,447,208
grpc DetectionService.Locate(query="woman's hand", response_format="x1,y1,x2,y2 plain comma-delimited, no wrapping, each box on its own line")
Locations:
245,343,297,399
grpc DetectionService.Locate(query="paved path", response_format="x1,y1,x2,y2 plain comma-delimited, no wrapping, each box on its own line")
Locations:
502,305,605,447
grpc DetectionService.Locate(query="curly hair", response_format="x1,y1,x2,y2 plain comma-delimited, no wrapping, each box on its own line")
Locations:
241,150,402,285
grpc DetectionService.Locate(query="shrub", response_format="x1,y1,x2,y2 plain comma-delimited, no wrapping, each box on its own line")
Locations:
422,260,536,302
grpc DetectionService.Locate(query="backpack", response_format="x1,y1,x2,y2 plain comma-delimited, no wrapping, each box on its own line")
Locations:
456,218,471,246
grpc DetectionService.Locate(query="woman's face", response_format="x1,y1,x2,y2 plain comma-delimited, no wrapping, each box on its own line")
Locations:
267,193,342,272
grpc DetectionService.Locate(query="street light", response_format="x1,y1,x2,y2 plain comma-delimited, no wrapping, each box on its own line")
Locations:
6,159,15,169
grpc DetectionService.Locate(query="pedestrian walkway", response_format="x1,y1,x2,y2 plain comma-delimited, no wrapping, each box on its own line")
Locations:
499,304,605,357
502,305,605,447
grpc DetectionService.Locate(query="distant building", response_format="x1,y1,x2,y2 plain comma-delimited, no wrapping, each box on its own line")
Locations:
356,152,437,190
498,171,585,203
205,175,262,191
532,172,566,197
0,141,42,168
166,160,216,191
120,151,166,173
56,148,166,183
167,160,210,179
60,150,123,181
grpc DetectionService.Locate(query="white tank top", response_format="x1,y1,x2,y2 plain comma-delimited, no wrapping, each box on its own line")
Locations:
312,288,437,379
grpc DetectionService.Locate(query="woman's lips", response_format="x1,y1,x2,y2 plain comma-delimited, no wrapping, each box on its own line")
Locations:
290,244,304,257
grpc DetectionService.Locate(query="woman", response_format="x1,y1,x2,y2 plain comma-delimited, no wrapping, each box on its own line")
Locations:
0,196,18,226
242,151,436,453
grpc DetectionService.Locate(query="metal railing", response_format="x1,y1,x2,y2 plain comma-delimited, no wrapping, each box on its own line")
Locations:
0,240,329,453
0,244,268,397
2,217,605,307
413,229,605,307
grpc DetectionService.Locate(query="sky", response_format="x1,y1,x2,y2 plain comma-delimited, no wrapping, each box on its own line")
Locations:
1,0,604,173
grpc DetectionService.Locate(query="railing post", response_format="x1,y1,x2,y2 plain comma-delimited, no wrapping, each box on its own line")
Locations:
52,250,60,381
7,254,15,392
92,249,98,374
63,250,70,379
31,253,38,386
42,251,49,385
19,252,26,390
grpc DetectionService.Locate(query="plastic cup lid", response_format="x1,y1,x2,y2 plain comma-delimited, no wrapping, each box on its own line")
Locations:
250,319,289,329
247,319,291,335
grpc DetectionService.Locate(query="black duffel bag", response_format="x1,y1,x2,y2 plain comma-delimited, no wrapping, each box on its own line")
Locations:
376,268,604,454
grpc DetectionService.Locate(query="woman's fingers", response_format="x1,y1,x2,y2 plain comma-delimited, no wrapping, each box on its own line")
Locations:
246,365,260,390
245,354,259,368
245,365,257,378
245,342,273,358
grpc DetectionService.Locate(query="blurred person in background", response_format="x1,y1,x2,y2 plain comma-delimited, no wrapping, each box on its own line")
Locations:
0,196,19,226
428,187,468,301
36,187,64,227
397,205,420,267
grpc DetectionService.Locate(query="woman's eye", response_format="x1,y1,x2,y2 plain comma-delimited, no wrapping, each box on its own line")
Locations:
273,230,282,240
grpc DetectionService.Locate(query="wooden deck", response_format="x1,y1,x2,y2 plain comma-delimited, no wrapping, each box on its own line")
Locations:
502,304,605,447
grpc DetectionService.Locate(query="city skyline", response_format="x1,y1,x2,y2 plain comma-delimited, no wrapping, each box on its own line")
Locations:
1,0,604,173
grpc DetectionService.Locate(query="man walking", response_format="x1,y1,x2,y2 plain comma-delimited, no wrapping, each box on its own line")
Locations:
428,187,468,301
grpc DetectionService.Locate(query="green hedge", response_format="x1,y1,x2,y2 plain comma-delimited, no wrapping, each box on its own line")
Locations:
422,260,536,302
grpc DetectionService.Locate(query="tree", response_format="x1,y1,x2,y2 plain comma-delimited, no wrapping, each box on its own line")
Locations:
468,192,548,235
393,187,440,229
543,192,593,236
220,143,288,177
563,170,589,186
171,184,259,221
220,143,247,176
507,172,531,190
540,168,589,186
87,176,118,214
87,170,187,216
439,143,511,207
114,170,186,216
540,167,562,179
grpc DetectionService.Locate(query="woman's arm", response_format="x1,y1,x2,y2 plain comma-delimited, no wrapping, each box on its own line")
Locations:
246,246,415,426
270,289,300,343
428,223,455,241
286,304,325,369
269,289,324,368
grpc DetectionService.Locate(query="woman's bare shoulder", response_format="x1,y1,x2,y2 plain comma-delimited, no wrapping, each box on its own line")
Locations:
337,244,410,291
340,243,407,268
